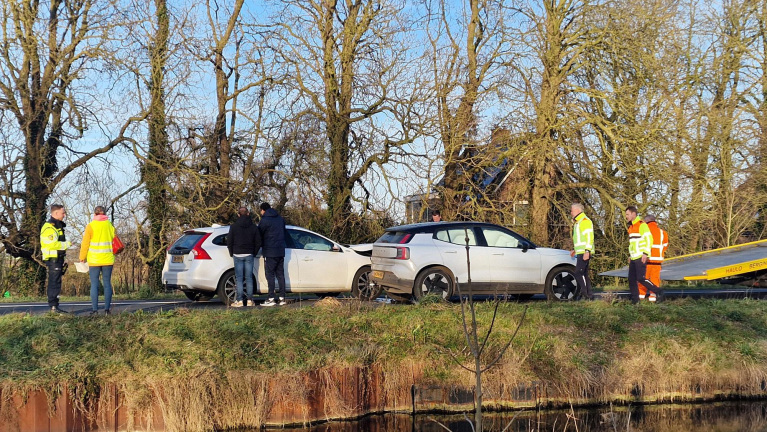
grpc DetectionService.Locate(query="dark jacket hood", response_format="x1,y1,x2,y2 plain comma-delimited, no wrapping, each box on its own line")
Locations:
262,208,280,219
234,214,254,228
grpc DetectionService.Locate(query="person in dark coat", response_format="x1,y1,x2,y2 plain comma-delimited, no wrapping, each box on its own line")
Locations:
227,207,262,307
258,202,286,306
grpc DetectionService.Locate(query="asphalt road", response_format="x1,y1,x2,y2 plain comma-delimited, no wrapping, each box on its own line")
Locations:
3,287,767,316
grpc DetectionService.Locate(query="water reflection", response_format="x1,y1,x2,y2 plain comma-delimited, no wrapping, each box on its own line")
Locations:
253,400,767,431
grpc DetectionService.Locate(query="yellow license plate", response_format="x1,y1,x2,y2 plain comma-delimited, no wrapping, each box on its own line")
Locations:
172,255,184,263
372,270,384,279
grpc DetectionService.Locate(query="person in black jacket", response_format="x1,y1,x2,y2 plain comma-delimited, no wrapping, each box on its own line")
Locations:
227,207,262,307
258,202,286,306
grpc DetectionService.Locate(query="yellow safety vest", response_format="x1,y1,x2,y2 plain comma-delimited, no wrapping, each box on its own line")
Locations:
572,212,594,255
628,216,653,260
86,220,115,266
40,221,67,260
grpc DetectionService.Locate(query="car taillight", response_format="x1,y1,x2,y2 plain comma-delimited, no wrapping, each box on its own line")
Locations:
394,247,409,260
192,233,212,259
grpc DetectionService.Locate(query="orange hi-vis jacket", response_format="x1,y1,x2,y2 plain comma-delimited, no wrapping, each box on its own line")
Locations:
646,221,668,264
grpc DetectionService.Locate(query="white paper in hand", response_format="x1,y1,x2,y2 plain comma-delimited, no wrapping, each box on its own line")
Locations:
75,262,89,273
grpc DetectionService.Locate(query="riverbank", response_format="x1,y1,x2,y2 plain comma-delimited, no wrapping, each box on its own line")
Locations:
2,298,767,430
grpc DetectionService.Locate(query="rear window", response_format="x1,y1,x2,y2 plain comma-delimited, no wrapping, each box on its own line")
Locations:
169,232,207,254
376,231,413,244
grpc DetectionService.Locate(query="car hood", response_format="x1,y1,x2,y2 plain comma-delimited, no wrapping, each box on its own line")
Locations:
348,243,373,252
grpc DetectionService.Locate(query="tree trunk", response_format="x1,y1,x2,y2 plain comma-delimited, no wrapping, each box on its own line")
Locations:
142,0,171,291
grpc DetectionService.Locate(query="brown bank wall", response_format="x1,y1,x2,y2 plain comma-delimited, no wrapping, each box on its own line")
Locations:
3,362,767,432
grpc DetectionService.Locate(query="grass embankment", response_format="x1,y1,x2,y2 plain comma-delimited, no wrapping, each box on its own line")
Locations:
2,298,767,427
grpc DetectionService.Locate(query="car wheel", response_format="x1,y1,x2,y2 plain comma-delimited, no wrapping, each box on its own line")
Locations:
351,266,381,301
217,269,236,305
544,266,578,301
413,266,454,301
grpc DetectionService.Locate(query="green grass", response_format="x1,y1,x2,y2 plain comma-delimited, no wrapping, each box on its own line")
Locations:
2,298,767,390
0,292,187,303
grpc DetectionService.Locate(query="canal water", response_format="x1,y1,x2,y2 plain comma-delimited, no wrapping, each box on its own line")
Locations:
252,400,767,431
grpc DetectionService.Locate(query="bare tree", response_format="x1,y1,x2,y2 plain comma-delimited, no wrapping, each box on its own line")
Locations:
0,0,144,293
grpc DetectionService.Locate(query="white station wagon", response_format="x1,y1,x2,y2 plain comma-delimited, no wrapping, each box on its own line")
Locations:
162,225,379,304
371,222,578,301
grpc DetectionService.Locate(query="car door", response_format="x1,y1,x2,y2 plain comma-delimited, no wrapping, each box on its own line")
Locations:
432,226,492,290
477,226,541,291
286,229,348,291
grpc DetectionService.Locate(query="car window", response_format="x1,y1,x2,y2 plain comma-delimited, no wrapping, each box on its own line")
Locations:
288,230,334,251
434,227,477,246
212,234,228,246
168,232,207,253
376,231,413,244
480,227,520,248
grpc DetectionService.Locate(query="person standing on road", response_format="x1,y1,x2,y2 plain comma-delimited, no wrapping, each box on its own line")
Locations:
639,214,668,303
227,206,262,307
79,206,118,315
625,206,663,304
569,203,594,300
259,202,286,307
40,204,72,314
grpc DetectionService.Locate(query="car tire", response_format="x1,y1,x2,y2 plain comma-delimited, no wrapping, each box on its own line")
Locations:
351,266,381,301
544,265,578,301
184,291,214,302
217,269,236,305
413,266,454,301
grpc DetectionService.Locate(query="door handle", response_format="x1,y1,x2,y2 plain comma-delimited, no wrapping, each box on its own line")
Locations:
302,258,313,261
444,251,457,254
492,253,504,256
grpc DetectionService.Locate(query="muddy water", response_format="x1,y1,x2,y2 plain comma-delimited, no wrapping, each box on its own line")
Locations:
254,400,767,431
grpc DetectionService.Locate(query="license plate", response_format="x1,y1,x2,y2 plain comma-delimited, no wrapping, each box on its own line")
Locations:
372,270,384,279
172,255,184,263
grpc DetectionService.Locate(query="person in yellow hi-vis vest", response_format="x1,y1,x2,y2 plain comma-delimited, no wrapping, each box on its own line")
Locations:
40,204,72,313
79,206,118,315
569,203,594,300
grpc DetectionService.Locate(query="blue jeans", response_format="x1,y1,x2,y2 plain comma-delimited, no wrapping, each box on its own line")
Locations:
89,265,113,311
233,255,255,302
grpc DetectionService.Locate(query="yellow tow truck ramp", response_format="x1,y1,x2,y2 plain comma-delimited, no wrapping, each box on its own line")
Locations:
599,239,767,284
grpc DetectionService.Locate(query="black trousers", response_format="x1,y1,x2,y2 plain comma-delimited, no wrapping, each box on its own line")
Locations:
46,257,64,307
628,258,662,304
264,256,286,301
575,254,593,299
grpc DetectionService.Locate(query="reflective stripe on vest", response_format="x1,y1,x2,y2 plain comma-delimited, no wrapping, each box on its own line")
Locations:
87,220,115,265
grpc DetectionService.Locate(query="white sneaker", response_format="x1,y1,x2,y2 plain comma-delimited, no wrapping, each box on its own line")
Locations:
278,297,287,306
262,299,277,307
648,293,657,302
231,300,244,308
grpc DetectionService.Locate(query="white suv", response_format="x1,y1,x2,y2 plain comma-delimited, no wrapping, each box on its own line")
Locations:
371,222,578,301
162,225,379,304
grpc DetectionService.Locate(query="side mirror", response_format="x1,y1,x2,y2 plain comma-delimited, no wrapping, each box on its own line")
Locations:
521,242,529,252
332,245,342,252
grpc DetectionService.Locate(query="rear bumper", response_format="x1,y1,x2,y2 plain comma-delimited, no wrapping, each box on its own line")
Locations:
372,270,413,295
162,270,218,293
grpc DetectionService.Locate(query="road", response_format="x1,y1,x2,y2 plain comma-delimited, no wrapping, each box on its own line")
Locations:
2,287,767,316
